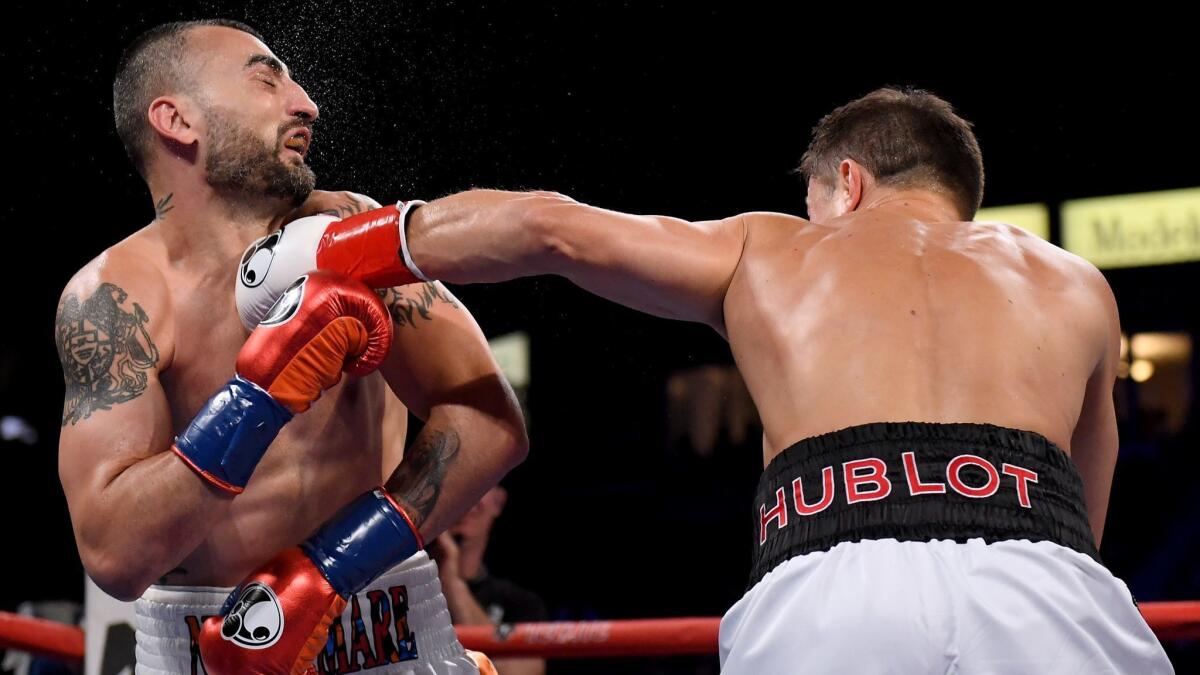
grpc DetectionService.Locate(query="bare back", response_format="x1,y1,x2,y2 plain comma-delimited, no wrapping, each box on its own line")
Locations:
724,209,1117,467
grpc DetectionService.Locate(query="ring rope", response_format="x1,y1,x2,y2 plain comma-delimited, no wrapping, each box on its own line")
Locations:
1,602,1198,664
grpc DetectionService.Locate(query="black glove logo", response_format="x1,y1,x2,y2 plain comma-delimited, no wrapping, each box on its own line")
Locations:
239,232,281,289
260,276,307,327
220,582,285,649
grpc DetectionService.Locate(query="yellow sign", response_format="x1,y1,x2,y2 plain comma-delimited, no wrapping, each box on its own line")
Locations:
1062,188,1200,269
976,203,1050,240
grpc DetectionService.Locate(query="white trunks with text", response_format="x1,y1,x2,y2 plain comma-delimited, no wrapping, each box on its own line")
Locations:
133,551,478,675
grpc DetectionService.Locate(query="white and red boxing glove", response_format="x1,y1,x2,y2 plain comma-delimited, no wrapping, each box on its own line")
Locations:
236,201,429,331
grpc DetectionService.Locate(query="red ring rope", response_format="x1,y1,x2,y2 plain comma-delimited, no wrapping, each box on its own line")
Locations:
457,617,718,658
0,612,85,662
1,602,1198,664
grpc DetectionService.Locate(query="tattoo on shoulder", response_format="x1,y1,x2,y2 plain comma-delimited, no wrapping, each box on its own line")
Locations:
154,193,174,220
386,429,460,527
375,282,460,330
320,195,372,218
56,283,160,426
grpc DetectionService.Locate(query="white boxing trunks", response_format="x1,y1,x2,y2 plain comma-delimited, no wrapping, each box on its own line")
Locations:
718,422,1174,674
133,551,479,675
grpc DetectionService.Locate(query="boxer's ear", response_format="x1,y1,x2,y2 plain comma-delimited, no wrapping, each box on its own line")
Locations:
147,95,200,155
838,159,867,214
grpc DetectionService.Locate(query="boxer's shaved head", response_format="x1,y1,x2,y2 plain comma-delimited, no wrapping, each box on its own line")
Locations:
800,87,984,220
113,19,264,178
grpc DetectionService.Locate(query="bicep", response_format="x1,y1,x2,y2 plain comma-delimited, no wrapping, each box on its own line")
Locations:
55,275,174,514
58,375,174,507
538,203,747,327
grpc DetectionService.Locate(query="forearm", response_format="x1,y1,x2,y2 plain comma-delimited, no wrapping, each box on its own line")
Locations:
406,189,573,284
384,399,527,542
74,451,233,599
441,578,494,625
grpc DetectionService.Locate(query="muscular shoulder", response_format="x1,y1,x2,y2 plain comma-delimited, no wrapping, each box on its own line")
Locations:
742,211,824,236
1001,227,1118,354
740,211,831,257
1005,225,1112,295
57,234,175,375
1063,250,1119,328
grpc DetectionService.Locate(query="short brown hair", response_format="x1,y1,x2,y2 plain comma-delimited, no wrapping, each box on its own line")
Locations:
799,87,984,219
113,19,264,178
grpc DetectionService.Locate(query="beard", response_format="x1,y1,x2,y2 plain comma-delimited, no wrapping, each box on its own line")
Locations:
202,105,315,207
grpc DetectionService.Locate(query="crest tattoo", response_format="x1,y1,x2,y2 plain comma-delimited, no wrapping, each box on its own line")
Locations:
56,283,160,426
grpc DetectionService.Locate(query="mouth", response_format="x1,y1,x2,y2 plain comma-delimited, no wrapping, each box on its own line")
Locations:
282,127,311,158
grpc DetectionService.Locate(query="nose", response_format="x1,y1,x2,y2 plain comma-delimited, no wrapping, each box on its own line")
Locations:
286,81,319,123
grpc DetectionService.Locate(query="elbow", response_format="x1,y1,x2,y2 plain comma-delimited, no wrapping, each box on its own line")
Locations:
489,381,531,475
507,381,531,469
506,421,531,472
495,401,530,473
77,524,181,601
81,545,157,602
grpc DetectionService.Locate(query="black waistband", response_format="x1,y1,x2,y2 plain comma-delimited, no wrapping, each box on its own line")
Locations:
749,422,1099,590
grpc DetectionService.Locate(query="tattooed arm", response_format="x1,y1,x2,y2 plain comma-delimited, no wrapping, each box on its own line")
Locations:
290,192,527,538
377,281,528,540
56,253,231,600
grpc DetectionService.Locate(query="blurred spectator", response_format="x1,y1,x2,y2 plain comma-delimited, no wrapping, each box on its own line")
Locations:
666,365,758,458
431,487,547,675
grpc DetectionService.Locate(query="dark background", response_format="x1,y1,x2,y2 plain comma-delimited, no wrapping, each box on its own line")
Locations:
2,2,1198,672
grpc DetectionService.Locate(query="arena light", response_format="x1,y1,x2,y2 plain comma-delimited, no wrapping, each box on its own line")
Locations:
1130,359,1156,383
0,416,37,445
1061,187,1200,269
975,203,1050,240
1130,332,1191,363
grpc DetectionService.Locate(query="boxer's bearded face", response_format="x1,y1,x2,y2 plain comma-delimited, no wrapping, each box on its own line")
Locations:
201,103,315,206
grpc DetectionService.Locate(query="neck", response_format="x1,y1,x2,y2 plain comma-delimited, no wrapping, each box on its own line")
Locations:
457,531,490,580
859,188,962,222
146,170,295,274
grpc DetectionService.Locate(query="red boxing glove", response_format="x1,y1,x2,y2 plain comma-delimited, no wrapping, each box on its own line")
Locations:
237,270,393,414
172,271,392,493
199,548,344,675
